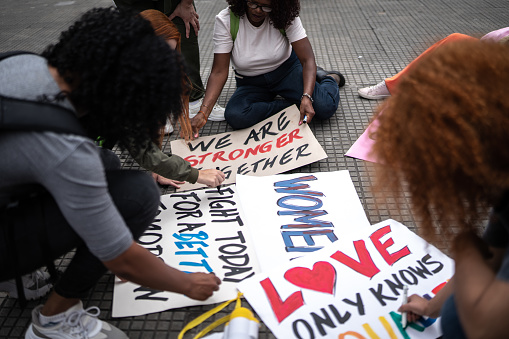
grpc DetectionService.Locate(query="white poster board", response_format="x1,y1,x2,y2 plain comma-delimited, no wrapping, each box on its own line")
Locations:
170,105,327,191
112,185,260,317
235,171,371,272
238,219,454,339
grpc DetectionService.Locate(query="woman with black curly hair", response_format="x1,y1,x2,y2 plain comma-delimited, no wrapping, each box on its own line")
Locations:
0,7,220,339
190,0,344,135
373,40,509,338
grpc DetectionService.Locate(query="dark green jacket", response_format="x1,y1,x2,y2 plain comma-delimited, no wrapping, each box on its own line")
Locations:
130,142,199,183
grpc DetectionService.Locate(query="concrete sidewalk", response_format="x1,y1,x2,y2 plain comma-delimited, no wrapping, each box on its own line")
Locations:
1,0,507,337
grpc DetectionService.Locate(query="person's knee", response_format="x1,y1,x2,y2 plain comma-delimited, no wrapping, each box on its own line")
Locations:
313,100,339,120
107,171,160,238
99,148,121,170
130,173,160,238
225,106,254,130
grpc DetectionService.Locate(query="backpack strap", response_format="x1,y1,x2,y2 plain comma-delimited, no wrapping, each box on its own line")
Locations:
0,50,86,136
0,50,37,61
229,10,286,43
0,95,86,136
230,10,240,42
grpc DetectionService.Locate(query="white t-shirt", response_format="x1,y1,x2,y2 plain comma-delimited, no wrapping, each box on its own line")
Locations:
213,7,307,77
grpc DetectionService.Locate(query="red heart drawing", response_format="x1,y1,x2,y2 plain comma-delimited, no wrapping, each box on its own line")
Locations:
284,261,336,295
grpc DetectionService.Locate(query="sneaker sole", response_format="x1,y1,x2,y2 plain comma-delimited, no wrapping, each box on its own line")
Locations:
357,90,391,100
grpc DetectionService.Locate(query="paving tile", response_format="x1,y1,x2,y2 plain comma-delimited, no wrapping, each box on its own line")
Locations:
1,0,507,337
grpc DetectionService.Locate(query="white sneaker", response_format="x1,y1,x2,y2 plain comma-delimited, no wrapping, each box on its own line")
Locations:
0,269,52,300
25,301,128,339
358,80,391,100
164,118,173,135
189,99,225,121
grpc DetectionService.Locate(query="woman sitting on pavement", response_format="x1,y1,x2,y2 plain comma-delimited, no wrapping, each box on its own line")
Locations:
373,39,509,338
190,0,345,136
358,27,509,100
0,8,220,339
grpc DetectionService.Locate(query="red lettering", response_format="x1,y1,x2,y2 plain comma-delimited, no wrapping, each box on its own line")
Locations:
260,141,272,153
276,133,289,148
369,226,411,266
260,278,304,323
244,144,261,158
197,152,213,165
287,128,303,143
228,149,244,160
185,155,198,167
212,151,228,162
330,240,380,278
276,128,303,148
432,281,448,295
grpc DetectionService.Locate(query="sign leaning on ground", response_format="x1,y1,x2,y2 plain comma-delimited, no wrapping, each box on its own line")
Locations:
170,105,327,191
238,219,454,339
235,171,371,272
112,185,260,317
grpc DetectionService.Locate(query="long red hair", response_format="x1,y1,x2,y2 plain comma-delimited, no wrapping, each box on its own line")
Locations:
140,9,193,142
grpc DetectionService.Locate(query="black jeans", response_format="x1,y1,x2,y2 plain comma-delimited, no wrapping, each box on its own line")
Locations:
0,156,160,299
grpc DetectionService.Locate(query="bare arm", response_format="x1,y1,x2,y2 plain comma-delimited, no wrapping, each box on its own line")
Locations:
104,242,221,300
190,53,230,138
292,37,317,124
452,233,509,339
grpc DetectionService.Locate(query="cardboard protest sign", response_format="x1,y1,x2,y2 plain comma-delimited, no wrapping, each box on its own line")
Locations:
236,171,371,272
170,105,327,191
345,117,379,163
112,185,260,317
238,219,454,339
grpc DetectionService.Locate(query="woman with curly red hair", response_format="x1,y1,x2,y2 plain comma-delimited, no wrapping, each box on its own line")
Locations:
373,39,509,338
190,0,344,136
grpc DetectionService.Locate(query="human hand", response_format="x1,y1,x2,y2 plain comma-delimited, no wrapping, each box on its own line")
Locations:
299,98,315,125
152,172,185,188
168,1,200,38
197,168,225,187
190,111,208,139
398,294,433,323
184,272,221,300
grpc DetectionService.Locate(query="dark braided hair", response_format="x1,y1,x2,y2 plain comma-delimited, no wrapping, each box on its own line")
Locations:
42,7,187,152
227,0,300,30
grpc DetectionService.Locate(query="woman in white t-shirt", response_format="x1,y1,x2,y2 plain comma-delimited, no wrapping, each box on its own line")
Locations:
190,0,344,135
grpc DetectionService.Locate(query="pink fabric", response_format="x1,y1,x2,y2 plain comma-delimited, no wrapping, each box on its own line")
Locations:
480,27,509,42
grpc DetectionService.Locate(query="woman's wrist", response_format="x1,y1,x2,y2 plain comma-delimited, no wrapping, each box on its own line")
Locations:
199,103,211,118
301,92,313,103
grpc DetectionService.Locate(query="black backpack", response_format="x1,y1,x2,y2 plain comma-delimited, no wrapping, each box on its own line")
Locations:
0,51,85,136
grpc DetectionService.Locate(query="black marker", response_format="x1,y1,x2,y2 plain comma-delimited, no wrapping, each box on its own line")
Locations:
303,115,308,124
216,167,221,193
